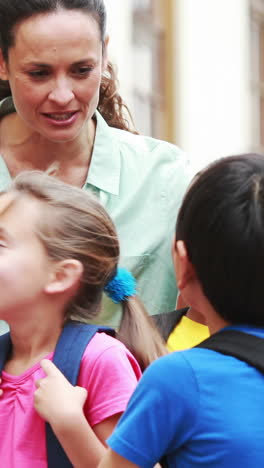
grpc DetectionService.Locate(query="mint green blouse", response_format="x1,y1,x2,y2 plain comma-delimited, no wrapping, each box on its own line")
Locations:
0,109,192,332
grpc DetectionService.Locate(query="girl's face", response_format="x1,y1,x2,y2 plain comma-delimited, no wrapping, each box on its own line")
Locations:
0,10,107,142
0,194,54,322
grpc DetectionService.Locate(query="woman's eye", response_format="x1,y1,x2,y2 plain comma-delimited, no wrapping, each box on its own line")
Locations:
74,66,93,76
28,70,50,79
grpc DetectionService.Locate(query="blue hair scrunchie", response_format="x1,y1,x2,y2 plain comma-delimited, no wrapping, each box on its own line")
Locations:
104,268,137,303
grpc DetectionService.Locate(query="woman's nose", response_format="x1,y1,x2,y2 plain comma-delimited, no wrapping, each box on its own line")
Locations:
48,80,74,106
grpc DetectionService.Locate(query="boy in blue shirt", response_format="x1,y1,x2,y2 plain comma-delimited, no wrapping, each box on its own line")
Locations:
99,153,264,468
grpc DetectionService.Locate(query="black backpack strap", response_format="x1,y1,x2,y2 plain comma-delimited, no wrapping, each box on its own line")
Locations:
152,308,189,341
159,456,169,468
0,332,12,372
196,329,264,373
46,322,115,468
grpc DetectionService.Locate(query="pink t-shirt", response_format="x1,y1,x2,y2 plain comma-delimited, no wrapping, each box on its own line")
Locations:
0,332,141,467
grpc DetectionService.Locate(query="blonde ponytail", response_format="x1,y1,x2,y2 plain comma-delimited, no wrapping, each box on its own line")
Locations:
118,297,168,371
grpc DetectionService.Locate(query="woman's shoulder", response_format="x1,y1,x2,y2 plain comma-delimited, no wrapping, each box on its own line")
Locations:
111,125,185,160
108,126,193,203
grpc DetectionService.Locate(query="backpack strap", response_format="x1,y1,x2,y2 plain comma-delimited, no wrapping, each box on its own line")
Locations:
0,332,12,373
51,322,115,385
0,324,115,467
196,329,264,373
45,322,115,468
152,308,189,341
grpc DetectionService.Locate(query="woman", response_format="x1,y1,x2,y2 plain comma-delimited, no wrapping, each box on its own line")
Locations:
0,0,191,331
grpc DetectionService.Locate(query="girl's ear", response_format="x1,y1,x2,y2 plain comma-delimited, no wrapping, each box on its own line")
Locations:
0,50,9,81
45,259,83,295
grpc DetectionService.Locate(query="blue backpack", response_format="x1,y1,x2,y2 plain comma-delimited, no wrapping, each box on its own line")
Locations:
0,321,115,467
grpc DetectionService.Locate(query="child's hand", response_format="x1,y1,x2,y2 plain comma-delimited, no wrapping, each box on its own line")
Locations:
34,359,87,429
0,378,3,397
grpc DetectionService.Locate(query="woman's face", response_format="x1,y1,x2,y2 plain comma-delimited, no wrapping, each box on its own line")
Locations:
0,10,107,142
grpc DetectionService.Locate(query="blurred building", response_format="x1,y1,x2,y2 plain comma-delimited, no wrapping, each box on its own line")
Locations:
105,0,263,170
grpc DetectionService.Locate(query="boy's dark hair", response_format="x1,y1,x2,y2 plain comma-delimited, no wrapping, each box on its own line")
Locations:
176,153,264,326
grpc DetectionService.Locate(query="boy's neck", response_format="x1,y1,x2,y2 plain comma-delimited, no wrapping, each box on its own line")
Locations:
183,280,230,335
193,298,229,334
186,307,207,325
207,314,230,335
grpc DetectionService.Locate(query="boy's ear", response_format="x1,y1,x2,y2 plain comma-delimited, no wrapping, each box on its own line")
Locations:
45,259,83,295
0,50,9,81
173,240,196,291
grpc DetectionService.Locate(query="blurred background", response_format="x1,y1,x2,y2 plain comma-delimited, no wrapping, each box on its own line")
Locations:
104,0,264,170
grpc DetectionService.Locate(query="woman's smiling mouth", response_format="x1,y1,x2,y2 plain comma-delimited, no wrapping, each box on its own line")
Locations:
42,111,78,121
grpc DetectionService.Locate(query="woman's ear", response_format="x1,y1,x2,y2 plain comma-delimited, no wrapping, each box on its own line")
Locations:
0,50,9,81
45,259,83,295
